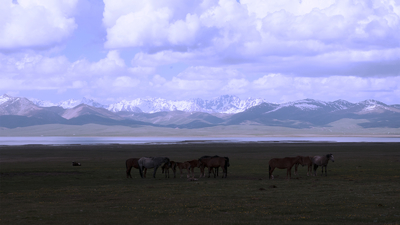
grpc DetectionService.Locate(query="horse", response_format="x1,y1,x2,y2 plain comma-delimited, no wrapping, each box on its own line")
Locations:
138,157,170,178
186,160,201,178
175,162,191,178
198,156,230,178
294,156,313,176
72,161,81,166
161,161,176,178
268,156,303,179
126,158,147,178
198,156,228,178
312,154,335,176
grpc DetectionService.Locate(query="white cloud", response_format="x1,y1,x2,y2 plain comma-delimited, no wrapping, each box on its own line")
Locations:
177,66,242,80
103,0,400,77
0,0,78,50
0,51,154,96
251,73,400,103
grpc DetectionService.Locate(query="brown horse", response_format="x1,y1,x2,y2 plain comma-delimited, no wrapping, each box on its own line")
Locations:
294,156,313,176
198,157,228,178
126,158,147,178
186,159,201,178
176,162,191,178
198,156,230,178
269,156,303,179
161,161,177,178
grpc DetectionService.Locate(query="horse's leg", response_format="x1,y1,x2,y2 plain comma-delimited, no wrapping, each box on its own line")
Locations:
313,164,318,176
139,166,143,178
294,163,298,175
199,166,204,178
223,164,227,178
126,165,133,178
269,166,275,179
153,166,158,178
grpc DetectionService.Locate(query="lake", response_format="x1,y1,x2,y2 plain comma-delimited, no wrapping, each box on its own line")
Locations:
1,136,400,146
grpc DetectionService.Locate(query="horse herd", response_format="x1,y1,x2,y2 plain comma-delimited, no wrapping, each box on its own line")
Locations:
126,155,230,179
125,154,335,180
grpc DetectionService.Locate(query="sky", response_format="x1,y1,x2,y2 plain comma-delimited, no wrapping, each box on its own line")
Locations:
0,0,399,105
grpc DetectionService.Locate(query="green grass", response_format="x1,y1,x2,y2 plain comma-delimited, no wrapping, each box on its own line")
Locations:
1,143,400,224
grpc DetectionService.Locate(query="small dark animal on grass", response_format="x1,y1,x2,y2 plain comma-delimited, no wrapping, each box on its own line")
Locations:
312,154,335,176
72,162,81,166
162,161,176,178
126,158,147,178
295,156,313,176
269,156,303,179
138,157,170,178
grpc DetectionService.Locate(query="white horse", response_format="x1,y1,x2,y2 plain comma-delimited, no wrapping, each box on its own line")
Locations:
312,154,335,176
138,157,170,178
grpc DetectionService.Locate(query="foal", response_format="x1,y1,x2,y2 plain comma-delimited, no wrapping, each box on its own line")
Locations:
175,162,191,178
162,161,177,178
294,156,313,176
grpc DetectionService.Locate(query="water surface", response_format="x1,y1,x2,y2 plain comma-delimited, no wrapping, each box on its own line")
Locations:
1,136,399,146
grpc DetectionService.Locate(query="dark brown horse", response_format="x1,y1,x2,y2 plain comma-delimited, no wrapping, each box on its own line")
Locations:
161,161,177,178
294,156,313,176
269,156,303,179
126,158,147,178
176,162,191,178
198,157,228,178
198,156,230,178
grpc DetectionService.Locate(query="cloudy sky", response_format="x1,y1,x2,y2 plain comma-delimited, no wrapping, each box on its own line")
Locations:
1,0,399,104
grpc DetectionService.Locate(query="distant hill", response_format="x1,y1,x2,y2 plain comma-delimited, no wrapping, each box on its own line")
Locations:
1,94,399,129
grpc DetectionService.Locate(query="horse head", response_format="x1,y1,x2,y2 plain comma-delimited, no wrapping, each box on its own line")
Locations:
164,157,171,167
326,154,334,162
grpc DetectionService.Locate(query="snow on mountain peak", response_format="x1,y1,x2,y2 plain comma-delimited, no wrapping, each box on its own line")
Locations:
0,94,12,105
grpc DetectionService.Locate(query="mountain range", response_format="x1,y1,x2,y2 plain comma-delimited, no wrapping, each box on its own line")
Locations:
1,94,400,129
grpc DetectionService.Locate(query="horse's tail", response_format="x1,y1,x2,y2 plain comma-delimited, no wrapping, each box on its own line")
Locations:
126,159,132,178
138,160,144,178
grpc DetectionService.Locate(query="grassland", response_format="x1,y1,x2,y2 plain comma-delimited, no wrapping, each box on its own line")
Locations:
1,142,400,224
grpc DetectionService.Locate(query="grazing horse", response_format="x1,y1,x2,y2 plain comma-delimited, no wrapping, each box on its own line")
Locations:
126,158,147,178
269,156,303,179
186,160,201,178
294,156,313,176
161,161,176,178
198,156,228,178
138,157,170,178
312,154,335,176
176,162,191,178
198,156,230,178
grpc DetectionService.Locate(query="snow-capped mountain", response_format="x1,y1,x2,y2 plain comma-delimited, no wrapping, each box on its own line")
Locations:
0,94,41,116
1,93,400,129
108,95,266,114
57,97,107,109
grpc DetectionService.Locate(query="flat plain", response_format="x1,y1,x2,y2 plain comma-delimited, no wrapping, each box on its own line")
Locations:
1,142,399,224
